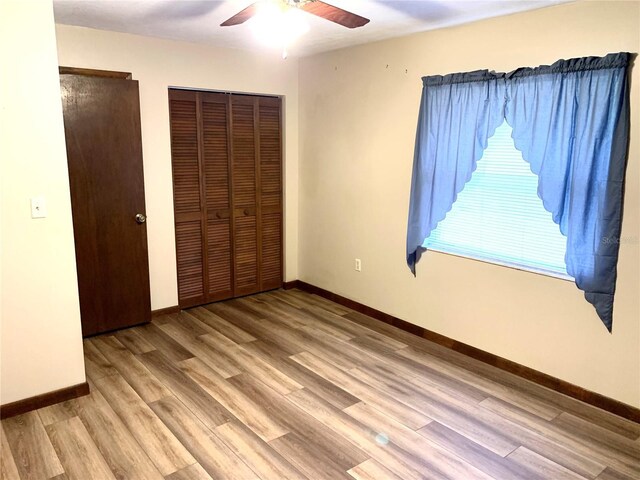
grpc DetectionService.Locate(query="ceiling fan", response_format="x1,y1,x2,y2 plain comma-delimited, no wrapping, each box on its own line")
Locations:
220,0,370,29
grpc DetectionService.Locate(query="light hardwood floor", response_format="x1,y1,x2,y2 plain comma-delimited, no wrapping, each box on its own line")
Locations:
2,289,639,480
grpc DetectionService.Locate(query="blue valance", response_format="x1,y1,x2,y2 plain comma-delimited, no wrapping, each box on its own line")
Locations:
406,53,632,331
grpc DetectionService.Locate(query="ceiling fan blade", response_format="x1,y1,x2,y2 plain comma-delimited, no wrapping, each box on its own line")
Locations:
220,2,259,26
301,1,370,29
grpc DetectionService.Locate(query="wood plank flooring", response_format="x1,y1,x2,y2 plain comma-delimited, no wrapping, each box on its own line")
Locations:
2,289,639,480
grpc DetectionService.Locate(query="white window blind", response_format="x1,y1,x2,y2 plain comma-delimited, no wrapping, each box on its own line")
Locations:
425,121,571,279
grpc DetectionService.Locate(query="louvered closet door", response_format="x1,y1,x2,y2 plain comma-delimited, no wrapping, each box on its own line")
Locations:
169,90,206,307
230,96,260,296
258,97,283,291
170,89,282,307
201,92,234,301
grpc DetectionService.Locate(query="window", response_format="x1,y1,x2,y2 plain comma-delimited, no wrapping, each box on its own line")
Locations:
425,121,571,279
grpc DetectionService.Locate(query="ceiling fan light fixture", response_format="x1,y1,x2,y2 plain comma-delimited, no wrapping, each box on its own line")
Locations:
249,1,309,53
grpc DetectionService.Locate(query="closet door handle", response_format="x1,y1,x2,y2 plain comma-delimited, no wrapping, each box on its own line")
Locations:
135,213,147,224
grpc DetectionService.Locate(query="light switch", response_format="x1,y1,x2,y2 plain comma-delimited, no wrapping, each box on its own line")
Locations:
30,196,47,219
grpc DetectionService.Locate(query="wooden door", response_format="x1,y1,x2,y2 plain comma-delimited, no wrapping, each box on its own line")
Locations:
169,89,282,308
60,72,151,336
169,90,207,307
257,97,284,291
169,90,235,307
230,95,260,296
202,92,235,301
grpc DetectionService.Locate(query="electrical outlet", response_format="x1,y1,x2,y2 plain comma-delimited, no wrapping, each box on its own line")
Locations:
355,258,362,272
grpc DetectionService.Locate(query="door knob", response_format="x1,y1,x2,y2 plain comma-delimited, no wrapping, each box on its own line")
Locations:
135,213,147,224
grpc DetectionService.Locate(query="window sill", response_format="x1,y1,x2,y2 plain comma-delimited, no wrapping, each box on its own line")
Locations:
427,246,574,282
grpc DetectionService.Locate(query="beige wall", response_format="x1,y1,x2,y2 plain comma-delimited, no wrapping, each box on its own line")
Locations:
3,0,637,409
0,0,86,404
298,1,640,407
55,25,300,311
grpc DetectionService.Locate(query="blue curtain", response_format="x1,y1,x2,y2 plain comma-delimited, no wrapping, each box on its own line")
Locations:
406,71,506,272
406,53,631,331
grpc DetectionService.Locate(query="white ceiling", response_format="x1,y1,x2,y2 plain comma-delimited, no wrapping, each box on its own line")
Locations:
53,0,570,57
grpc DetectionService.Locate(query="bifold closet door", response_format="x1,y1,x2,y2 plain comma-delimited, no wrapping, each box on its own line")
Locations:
230,96,259,296
230,95,283,295
202,92,235,301
170,90,234,307
257,96,284,291
169,89,282,308
170,90,206,307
